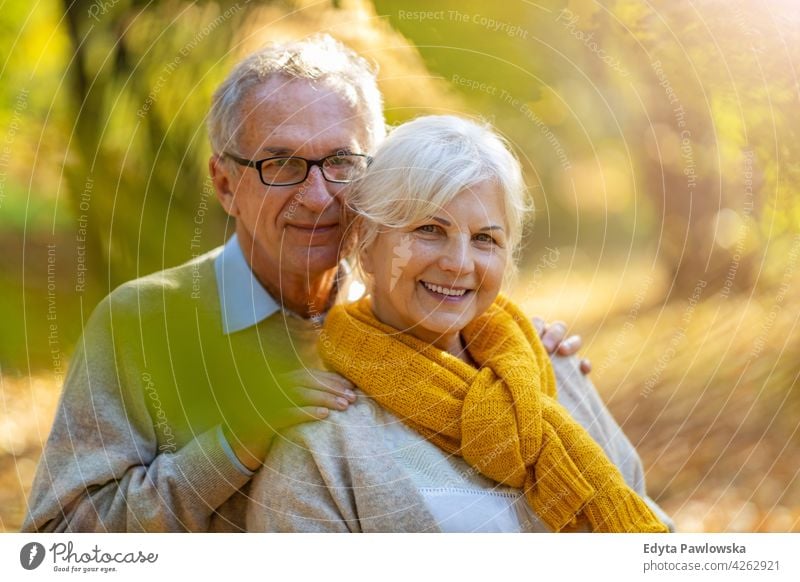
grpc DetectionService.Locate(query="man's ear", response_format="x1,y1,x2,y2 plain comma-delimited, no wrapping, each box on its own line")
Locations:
209,154,238,217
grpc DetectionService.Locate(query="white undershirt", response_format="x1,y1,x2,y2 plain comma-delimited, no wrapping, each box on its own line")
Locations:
376,405,550,533
418,488,533,533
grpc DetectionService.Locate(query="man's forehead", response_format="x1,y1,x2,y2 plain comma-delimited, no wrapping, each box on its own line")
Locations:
239,78,369,152
246,77,338,109
249,121,365,156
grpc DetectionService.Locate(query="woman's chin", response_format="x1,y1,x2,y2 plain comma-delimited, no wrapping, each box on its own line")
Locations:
408,315,471,344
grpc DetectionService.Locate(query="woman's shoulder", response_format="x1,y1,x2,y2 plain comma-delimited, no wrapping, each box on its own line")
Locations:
276,392,391,453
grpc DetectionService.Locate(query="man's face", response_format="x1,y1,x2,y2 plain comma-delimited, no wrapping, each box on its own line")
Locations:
215,78,370,287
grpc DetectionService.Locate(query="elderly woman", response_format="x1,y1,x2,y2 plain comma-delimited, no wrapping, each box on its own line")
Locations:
247,115,672,532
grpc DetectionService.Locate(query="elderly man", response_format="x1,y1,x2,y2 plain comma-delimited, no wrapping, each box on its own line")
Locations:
23,36,594,532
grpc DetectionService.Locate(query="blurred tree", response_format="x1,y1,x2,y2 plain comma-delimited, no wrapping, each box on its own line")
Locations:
372,0,800,296
57,0,461,290
609,0,799,296
59,0,251,290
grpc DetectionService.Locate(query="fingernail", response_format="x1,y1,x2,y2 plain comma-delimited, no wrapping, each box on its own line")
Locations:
336,397,349,410
317,407,329,418
344,390,356,401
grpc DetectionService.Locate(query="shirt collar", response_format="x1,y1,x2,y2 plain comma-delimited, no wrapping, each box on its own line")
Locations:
214,234,359,335
214,234,281,334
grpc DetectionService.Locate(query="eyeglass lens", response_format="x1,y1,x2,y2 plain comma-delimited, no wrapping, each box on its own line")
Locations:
260,155,368,185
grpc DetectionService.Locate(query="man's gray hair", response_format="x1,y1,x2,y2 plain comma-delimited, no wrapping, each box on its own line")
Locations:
208,34,385,154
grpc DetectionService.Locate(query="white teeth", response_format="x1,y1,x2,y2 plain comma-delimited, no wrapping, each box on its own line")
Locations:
422,282,467,297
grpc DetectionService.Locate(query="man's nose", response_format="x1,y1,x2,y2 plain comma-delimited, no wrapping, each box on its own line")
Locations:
298,165,337,212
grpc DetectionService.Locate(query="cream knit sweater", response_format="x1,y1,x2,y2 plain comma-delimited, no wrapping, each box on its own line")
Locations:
247,356,674,532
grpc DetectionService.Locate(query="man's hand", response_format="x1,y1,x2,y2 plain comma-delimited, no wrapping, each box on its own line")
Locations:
533,317,592,375
273,369,357,425
223,369,356,471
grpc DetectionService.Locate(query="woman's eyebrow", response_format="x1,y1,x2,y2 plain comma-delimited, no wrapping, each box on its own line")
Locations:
429,217,504,231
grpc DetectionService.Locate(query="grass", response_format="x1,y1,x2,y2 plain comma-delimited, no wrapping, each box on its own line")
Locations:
514,260,800,532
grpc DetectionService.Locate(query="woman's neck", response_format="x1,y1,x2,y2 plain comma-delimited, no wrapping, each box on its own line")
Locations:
434,332,475,366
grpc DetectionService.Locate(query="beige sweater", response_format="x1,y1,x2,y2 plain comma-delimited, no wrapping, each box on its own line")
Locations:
22,248,321,532
247,356,674,532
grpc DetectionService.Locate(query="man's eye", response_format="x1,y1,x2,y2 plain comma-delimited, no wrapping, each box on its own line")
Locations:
269,158,295,168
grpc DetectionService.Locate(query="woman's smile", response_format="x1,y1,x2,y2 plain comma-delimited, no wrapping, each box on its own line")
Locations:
419,281,472,298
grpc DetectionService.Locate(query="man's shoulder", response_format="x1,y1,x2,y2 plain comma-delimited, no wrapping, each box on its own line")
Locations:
103,247,222,316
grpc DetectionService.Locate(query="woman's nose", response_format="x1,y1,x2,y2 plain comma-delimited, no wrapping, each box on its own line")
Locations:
438,235,475,274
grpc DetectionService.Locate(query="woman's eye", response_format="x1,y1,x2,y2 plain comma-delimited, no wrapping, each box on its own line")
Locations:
416,224,440,234
474,233,496,244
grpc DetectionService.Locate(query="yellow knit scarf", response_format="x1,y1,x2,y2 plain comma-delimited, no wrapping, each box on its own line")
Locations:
321,294,668,532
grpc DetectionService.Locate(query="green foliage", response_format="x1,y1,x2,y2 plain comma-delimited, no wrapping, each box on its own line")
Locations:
58,0,250,287
373,0,800,295
2,0,798,370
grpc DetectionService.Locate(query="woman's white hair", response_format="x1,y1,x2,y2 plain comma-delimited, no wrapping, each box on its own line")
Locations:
207,34,385,154
346,115,531,280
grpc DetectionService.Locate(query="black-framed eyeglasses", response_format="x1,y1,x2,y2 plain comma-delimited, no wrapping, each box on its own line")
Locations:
222,152,372,186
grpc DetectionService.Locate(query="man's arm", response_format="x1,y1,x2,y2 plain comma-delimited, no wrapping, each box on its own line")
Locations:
22,289,358,532
222,369,356,471
21,296,253,532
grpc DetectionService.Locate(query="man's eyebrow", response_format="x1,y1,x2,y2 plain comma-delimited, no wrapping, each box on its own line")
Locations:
261,146,292,155
260,146,357,156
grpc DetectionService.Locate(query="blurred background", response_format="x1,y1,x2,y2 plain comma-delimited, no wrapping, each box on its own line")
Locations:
1,0,798,532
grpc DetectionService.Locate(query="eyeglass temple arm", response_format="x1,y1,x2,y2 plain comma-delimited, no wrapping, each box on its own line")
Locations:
221,152,258,168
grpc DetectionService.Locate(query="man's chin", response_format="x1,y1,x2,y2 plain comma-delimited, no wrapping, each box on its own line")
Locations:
282,247,341,277
284,223,342,246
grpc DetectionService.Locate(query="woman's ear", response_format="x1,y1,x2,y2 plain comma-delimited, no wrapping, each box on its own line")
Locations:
340,206,373,275
350,217,375,276
339,204,358,258
360,244,374,275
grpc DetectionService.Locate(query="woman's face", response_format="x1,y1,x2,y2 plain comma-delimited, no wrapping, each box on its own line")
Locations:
362,181,509,354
